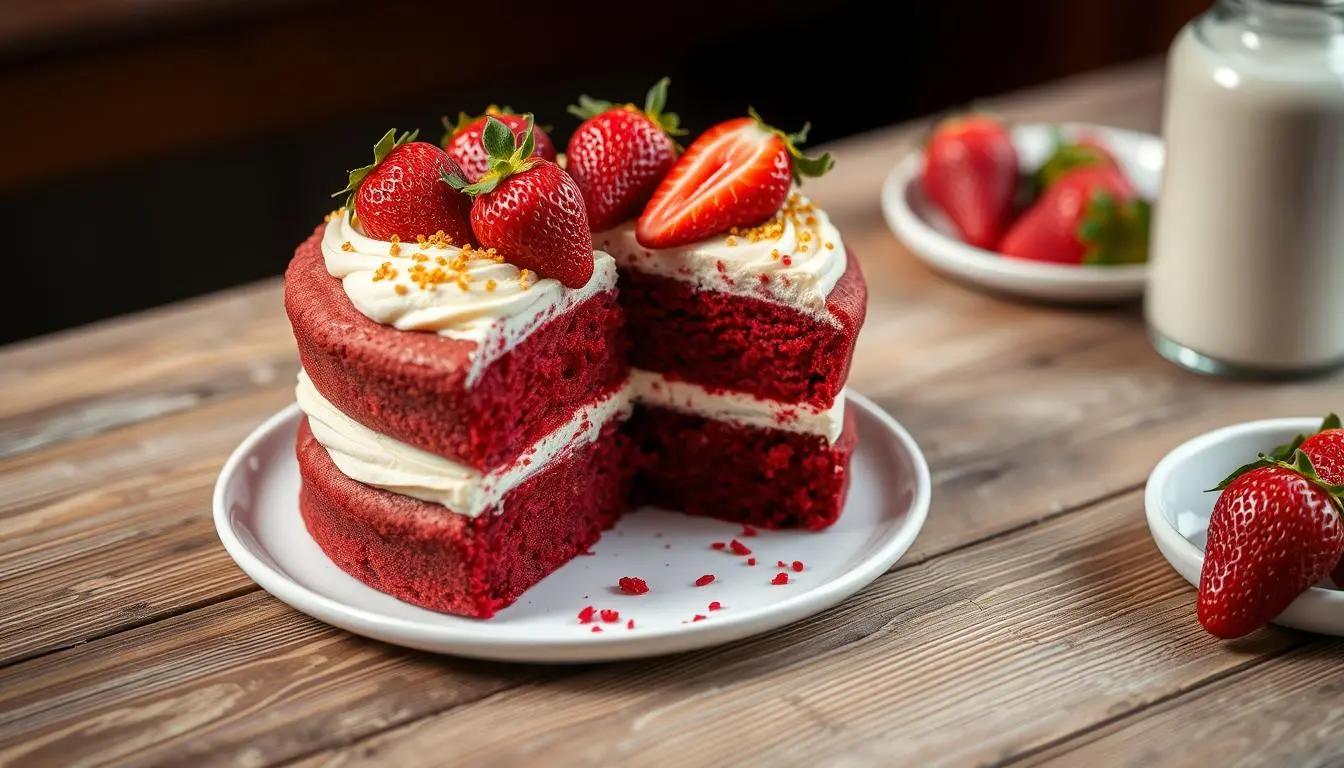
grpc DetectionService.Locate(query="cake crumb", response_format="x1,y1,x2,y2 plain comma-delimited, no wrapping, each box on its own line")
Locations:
627,619,635,630
394,284,408,295
747,557,757,566
600,609,621,623
726,236,737,246
742,525,758,537
578,606,596,624
711,542,726,551
341,241,355,252
591,626,603,633
694,574,715,587
411,252,430,263
618,576,650,595
792,560,805,572
729,539,752,556
519,269,534,290
825,242,836,250
772,573,790,585
486,279,497,292
692,614,707,622
389,235,402,256
708,601,722,611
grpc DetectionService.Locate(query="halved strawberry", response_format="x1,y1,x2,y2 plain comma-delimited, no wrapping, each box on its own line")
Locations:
443,116,593,288
566,77,685,231
333,128,474,244
441,106,556,183
636,108,832,249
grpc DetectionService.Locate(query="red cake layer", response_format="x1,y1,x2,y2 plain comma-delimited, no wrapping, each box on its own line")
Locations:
618,248,867,409
297,416,632,618
286,227,627,472
628,404,858,531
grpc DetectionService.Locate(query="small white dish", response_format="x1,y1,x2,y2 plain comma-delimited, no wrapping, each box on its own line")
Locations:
214,392,931,663
881,122,1162,303
1146,417,1344,636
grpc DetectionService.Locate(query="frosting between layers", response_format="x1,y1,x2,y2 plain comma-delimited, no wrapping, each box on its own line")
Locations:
320,213,617,384
594,193,846,319
296,365,846,517
297,370,633,518
629,369,846,444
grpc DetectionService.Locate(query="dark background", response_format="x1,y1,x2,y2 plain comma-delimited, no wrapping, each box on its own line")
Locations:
0,0,1206,345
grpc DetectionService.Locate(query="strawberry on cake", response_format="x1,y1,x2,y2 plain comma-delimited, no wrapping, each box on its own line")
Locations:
576,97,866,530
284,84,868,619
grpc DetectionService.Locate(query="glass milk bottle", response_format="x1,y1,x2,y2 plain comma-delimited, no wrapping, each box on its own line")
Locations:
1147,0,1344,376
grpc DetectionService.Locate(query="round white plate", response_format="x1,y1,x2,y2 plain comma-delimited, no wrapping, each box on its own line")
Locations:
214,392,931,663
1146,417,1344,636
881,121,1162,303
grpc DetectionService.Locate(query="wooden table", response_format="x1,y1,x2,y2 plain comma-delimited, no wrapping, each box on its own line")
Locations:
3,60,1342,767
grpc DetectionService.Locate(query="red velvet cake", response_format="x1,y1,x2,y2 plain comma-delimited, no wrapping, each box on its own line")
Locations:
285,97,867,617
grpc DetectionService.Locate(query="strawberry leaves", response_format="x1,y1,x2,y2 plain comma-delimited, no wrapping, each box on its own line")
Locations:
332,128,418,208
1212,414,1343,491
443,115,539,197
1078,190,1150,265
567,77,687,141
747,107,834,182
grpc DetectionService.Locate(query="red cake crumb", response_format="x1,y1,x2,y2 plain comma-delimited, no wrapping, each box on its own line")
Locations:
592,626,603,633
777,560,787,568
695,574,716,587
708,601,722,611
578,606,597,624
729,539,752,556
710,542,726,550
600,609,621,623
792,560,805,572
692,614,708,622
772,573,790,585
627,619,635,630
618,577,650,595
747,557,757,566
742,524,758,537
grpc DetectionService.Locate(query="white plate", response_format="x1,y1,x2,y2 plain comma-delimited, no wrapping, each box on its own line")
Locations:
1146,417,1344,636
214,392,931,663
881,122,1162,303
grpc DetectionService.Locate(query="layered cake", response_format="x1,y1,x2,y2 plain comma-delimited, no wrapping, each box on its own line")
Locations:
285,87,868,617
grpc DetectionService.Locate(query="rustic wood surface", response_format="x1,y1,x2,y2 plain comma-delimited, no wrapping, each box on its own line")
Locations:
2,59,1343,767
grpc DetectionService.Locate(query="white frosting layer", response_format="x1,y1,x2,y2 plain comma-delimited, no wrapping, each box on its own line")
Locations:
297,370,633,518
594,193,846,320
630,369,845,444
320,213,617,385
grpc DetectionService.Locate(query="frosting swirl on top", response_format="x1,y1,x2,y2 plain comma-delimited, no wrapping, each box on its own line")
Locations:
319,212,616,383
594,193,846,318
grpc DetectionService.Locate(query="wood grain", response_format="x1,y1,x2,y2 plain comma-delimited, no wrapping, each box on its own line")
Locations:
1022,640,1344,767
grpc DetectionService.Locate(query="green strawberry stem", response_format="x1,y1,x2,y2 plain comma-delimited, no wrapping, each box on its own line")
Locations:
440,105,516,146
332,128,419,208
566,77,688,140
1034,142,1110,197
442,115,538,196
1209,413,1343,492
1077,190,1150,265
746,106,834,182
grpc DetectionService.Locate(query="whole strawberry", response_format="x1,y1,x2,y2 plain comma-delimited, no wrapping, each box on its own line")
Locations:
998,165,1149,265
1033,134,1120,194
566,77,685,231
442,106,556,183
444,116,593,289
922,113,1018,249
637,108,832,248
333,129,474,244
1198,450,1344,639
1298,414,1344,586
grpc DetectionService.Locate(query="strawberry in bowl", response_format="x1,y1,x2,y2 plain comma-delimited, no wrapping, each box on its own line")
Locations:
883,119,1161,303
1146,414,1344,641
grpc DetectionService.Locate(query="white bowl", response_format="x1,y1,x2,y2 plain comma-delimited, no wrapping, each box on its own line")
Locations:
881,122,1162,303
1146,417,1344,636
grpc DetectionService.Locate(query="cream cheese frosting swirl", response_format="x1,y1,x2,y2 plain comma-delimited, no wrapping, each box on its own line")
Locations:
594,192,846,319
319,212,616,382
